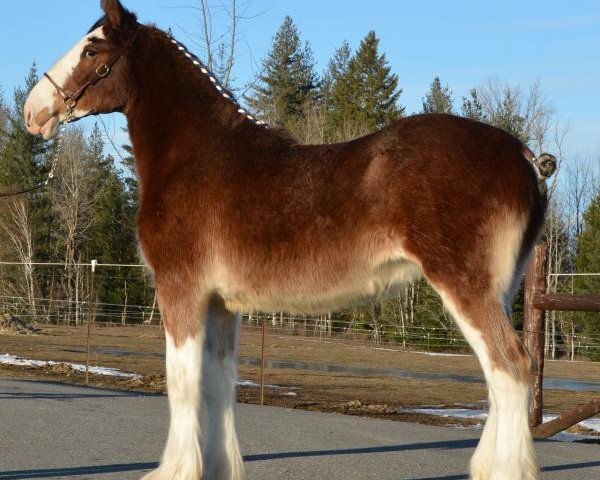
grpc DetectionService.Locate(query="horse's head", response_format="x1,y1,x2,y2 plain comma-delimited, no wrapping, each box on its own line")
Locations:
25,0,138,139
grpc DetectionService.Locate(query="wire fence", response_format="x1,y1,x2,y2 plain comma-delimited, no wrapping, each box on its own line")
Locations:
0,261,599,357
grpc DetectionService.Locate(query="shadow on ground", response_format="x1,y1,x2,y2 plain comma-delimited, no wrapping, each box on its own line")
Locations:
1,439,599,479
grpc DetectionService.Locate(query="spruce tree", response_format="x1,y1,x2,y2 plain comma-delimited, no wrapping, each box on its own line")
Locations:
0,89,9,150
84,127,132,265
84,135,144,321
574,189,600,359
0,64,48,189
461,88,484,121
421,76,453,114
246,16,318,128
0,64,55,262
325,31,403,140
121,138,139,213
322,41,351,108
487,89,527,142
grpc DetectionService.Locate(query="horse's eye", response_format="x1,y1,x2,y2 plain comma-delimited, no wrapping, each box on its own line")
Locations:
84,49,97,59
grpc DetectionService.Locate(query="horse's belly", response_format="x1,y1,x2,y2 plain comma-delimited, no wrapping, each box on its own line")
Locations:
219,257,422,314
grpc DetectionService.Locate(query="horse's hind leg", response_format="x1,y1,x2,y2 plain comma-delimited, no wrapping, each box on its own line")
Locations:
441,293,536,480
424,261,537,479
202,296,245,480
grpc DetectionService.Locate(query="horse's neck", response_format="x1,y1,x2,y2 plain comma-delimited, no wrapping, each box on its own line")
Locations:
124,30,253,193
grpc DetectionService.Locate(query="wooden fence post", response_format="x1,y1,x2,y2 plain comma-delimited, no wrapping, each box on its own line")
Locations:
523,243,547,428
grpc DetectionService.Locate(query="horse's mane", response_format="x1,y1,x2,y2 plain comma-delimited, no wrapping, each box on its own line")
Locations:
142,25,296,148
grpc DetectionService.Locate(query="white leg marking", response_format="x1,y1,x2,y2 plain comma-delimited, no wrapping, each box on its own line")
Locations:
203,311,245,480
447,307,497,480
489,371,537,480
470,393,497,480
440,295,537,480
143,333,203,480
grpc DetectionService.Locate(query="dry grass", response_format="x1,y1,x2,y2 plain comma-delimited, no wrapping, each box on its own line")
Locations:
1,323,599,425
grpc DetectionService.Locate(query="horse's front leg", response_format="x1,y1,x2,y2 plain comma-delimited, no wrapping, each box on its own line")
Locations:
142,285,207,480
203,296,245,480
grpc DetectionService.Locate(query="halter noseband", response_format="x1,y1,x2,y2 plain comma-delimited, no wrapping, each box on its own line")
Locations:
44,27,139,117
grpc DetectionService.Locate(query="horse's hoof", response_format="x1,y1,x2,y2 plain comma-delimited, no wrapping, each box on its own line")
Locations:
141,467,202,480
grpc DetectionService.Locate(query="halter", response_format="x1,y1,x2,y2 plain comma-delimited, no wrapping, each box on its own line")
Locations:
44,27,140,116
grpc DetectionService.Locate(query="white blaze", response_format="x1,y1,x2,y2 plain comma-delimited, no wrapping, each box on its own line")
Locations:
25,27,105,137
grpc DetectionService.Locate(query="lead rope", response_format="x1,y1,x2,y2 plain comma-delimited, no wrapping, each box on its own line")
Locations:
0,106,72,198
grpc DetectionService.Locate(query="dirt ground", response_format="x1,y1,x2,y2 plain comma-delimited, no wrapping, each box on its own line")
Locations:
1,323,599,433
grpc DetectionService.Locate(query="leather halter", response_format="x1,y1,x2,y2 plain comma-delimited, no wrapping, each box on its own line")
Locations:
44,27,139,111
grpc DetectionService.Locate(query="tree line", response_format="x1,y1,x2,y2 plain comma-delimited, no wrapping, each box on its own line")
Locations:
0,12,598,359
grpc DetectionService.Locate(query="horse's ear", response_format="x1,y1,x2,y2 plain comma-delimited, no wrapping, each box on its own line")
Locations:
101,0,135,28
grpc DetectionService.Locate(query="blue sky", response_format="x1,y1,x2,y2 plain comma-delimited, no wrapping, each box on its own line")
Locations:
1,0,599,163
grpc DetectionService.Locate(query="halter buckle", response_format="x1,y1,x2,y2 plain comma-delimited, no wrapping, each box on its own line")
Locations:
96,64,111,78
64,97,77,109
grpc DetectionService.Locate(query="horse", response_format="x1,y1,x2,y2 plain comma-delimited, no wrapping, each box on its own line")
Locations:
24,1,556,479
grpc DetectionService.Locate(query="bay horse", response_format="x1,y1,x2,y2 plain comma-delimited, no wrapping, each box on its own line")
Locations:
24,1,556,479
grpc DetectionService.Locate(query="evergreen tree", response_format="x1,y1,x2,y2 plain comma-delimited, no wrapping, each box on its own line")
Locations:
246,16,318,128
87,123,105,170
421,76,453,114
325,31,403,140
0,64,55,261
574,189,600,359
0,64,47,186
322,41,351,107
121,140,139,211
0,89,9,149
461,88,484,121
84,126,133,266
487,89,527,142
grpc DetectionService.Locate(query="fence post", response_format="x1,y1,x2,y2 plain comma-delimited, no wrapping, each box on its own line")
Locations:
260,316,266,406
85,260,97,386
523,244,547,428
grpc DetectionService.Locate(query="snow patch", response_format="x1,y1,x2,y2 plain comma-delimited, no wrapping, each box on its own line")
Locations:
237,379,299,397
0,353,141,379
406,407,600,441
580,417,600,433
412,407,488,420
237,379,298,392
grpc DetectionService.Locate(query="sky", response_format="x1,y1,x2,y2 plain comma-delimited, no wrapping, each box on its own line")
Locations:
1,0,599,164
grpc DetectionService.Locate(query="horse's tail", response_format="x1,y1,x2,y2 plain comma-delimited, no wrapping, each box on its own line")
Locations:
532,152,557,180
523,147,557,180
522,147,557,196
